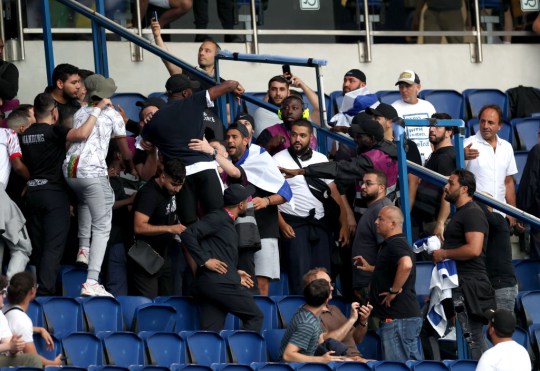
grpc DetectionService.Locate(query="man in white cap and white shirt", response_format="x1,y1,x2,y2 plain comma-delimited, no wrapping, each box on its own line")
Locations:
391,70,436,163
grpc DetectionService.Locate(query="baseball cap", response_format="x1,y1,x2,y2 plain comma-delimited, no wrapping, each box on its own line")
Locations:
227,122,250,138
84,74,118,99
165,74,200,94
366,103,399,121
395,70,421,86
484,309,516,338
234,112,255,127
224,184,255,206
344,69,366,83
136,97,167,109
349,117,384,142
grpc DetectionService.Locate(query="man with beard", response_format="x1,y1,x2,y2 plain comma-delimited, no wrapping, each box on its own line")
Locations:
412,113,456,241
432,169,495,360
273,119,349,295
183,184,264,332
351,170,392,304
47,64,81,128
256,95,318,156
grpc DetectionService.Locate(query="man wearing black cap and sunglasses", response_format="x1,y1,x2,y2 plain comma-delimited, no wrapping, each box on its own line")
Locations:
182,184,264,332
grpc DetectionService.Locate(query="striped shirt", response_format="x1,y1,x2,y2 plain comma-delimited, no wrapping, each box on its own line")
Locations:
279,306,322,360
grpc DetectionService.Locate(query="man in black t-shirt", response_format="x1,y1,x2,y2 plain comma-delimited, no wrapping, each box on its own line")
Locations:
46,64,81,128
20,93,110,295
432,169,495,360
356,206,422,361
132,159,187,298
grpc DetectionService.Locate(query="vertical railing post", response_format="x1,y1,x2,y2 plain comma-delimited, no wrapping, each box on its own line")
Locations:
93,0,109,77
42,0,55,86
397,131,412,244
249,0,259,54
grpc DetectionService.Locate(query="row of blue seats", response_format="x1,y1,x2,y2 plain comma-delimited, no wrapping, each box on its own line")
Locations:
0,359,481,371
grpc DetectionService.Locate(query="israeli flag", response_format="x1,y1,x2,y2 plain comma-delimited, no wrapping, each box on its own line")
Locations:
427,260,459,337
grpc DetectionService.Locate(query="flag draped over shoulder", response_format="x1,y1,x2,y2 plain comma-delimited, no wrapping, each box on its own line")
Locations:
427,260,459,337
330,87,378,127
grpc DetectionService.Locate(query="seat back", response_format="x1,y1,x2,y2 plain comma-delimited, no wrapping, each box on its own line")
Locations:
221,330,267,364
513,118,540,151
328,296,351,317
117,296,152,331
81,296,123,333
468,118,513,144
376,90,400,105
406,360,448,370
155,296,200,331
273,296,306,327
421,90,464,120
262,329,286,362
62,332,104,367
28,299,44,327
171,365,213,371
133,303,176,332
182,331,226,366
333,361,372,371
514,260,540,291
145,332,186,367
521,291,540,325
41,297,84,339
110,93,147,122
443,359,478,370
415,262,433,308
290,362,332,371
463,89,507,120
369,360,410,370
253,296,279,330
356,330,382,360
102,331,146,367
514,151,528,188
210,364,253,371
61,267,87,297
33,332,61,359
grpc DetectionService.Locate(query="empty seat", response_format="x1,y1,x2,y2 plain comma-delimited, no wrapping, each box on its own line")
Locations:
110,93,147,122
514,151,528,189
415,261,434,308
463,89,507,120
253,296,279,331
33,332,61,360
262,329,286,362
368,361,409,370
250,362,293,371
520,291,540,325
45,367,87,371
62,332,104,368
40,297,84,339
154,296,200,331
88,367,130,371
220,330,267,364
514,260,540,291
356,330,382,360
406,360,449,370
80,296,123,333
61,266,87,297
144,331,186,367
376,90,401,105
117,296,152,331
181,331,226,366
133,303,176,332
268,272,289,296
211,364,253,371
273,296,306,328
420,89,464,120
443,359,477,370
289,362,332,371
333,361,371,371
513,118,540,151
102,331,146,367
171,364,213,371
129,366,171,371
27,299,44,327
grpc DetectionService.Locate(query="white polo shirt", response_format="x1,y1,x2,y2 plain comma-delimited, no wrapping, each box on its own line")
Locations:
464,132,517,205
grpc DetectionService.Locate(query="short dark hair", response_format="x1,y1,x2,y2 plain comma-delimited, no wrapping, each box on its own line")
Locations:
452,169,476,197
33,93,56,120
290,119,313,134
52,63,79,85
163,158,186,183
7,272,36,305
365,169,387,188
7,107,32,130
478,104,503,124
268,75,289,89
431,112,454,132
303,278,330,307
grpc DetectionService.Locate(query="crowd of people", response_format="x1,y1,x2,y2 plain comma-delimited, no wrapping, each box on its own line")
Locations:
0,30,537,368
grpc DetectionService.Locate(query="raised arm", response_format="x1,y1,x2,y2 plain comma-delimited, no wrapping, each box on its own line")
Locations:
208,80,240,101
289,74,321,126
151,19,182,76
66,99,113,142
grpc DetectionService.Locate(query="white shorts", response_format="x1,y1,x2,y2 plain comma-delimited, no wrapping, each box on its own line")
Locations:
254,238,280,280
149,0,170,9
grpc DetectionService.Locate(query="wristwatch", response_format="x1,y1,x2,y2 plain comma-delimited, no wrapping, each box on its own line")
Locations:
389,287,400,295
211,148,218,159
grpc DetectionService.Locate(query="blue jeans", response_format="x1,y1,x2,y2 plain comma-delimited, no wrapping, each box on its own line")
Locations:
494,285,518,313
379,317,423,361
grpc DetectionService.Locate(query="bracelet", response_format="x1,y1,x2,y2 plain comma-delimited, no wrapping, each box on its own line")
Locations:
89,107,101,118
389,287,400,295
358,321,367,327
265,197,271,206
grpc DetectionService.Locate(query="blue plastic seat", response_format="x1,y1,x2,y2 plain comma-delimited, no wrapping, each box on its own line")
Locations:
220,330,267,364
290,362,332,371
223,313,241,330
273,296,306,328
328,296,351,317
154,296,200,331
415,261,434,309
171,364,213,371
45,367,87,371
61,266,87,297
110,93,147,122
468,118,513,144
376,90,400,105
147,92,168,102
144,331,186,367
253,296,280,330
356,330,382,360
262,329,286,362
369,360,409,370
443,359,477,371
250,362,293,371
62,332,104,367
512,118,540,151
88,367,130,371
420,89,464,120
521,291,540,325
133,303,176,332
463,89,507,120
181,331,226,366
27,299,44,327
102,331,146,367
80,296,123,333
514,151,528,189
332,361,371,371
33,332,61,360
329,90,344,118
129,366,171,371
406,360,448,370
268,272,289,296
514,260,540,291
40,297,84,339
210,364,253,371
117,296,152,331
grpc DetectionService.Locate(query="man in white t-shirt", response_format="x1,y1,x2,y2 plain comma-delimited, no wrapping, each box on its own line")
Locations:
477,309,531,371
391,70,436,162
464,105,517,227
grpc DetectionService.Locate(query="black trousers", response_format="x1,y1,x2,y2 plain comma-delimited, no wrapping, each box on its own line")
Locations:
195,279,263,332
176,169,224,226
128,253,173,299
26,189,70,296
193,0,235,29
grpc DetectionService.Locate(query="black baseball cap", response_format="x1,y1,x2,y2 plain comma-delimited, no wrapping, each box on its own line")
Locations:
344,69,367,83
224,184,255,206
227,123,250,138
136,97,166,109
484,309,516,338
349,117,384,142
366,103,399,121
165,74,200,94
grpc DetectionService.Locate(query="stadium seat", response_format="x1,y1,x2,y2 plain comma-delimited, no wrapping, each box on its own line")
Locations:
170,364,213,371
147,92,168,102
250,362,293,371
154,296,200,331
514,151,528,189
419,89,464,120
463,89,507,120
368,361,409,370
27,299,44,327
415,261,433,309
468,118,513,144
376,90,400,105
262,329,286,362
333,361,371,371
223,313,241,330
520,291,540,325
62,332,104,368
88,367,130,371
356,330,382,360
46,367,87,371
514,260,540,292
220,330,267,363
110,93,147,122
406,360,448,370
273,295,305,327
33,332,61,360
144,331,186,367
181,331,227,366
268,272,289,296
253,296,280,330
101,331,146,367
133,303,176,332
80,296,123,333
328,296,351,317
129,366,171,371
40,297,84,339
290,362,332,371
210,364,253,371
329,90,343,118
512,117,540,151
61,266,87,297
117,296,152,331
443,359,477,370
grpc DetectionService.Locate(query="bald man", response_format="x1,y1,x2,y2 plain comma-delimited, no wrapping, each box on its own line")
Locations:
355,206,422,361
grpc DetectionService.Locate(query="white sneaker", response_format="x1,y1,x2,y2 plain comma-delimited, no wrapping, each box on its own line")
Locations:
441,326,456,341
81,282,114,297
76,248,89,266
